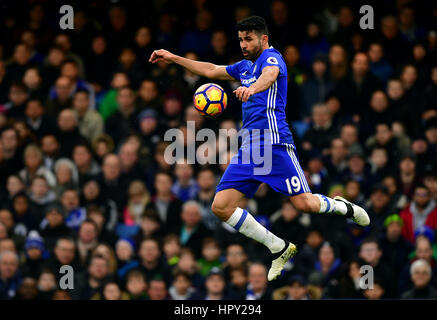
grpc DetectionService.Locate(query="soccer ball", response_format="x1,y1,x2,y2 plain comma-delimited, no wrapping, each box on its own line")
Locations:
193,83,227,118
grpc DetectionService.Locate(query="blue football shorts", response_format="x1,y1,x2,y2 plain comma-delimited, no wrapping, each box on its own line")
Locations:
216,144,311,198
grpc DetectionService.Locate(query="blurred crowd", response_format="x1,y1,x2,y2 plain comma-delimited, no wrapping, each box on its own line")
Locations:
1,0,437,300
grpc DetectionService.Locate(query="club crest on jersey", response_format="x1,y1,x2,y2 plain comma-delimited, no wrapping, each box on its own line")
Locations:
267,57,278,64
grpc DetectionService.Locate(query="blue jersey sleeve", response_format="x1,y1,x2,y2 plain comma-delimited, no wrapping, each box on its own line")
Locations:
260,53,286,75
226,60,245,80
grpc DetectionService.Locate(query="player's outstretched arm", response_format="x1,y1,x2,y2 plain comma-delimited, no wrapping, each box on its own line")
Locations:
234,66,279,102
149,49,234,80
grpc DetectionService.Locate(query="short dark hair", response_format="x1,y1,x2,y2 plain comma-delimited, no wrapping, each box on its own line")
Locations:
87,205,105,216
73,141,93,155
126,269,146,282
81,218,98,232
361,237,380,250
74,88,90,97
61,59,78,68
172,269,192,282
27,97,43,106
9,81,27,92
236,16,268,37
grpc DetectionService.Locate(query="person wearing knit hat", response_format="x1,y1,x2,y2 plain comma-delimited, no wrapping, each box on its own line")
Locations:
25,230,46,252
137,108,157,122
21,230,49,279
384,213,404,229
39,201,67,230
44,202,67,218
115,238,139,281
379,213,414,282
117,237,136,253
414,225,435,243
39,202,76,252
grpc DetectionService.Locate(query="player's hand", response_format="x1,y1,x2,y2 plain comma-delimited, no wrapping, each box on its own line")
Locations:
149,49,174,64
233,86,255,102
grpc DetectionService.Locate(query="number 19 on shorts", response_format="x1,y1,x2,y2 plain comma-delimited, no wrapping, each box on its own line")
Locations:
285,176,301,194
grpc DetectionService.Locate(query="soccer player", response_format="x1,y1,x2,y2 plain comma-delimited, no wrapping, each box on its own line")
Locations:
149,16,370,281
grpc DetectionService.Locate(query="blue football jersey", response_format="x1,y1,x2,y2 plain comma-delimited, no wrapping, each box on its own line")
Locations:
226,47,295,147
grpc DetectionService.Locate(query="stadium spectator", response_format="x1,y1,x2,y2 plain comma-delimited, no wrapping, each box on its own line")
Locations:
53,158,78,198
245,263,272,300
365,184,393,237
194,168,220,231
119,142,146,184
76,254,111,300
302,103,337,155
39,204,75,252
401,259,437,299
379,214,414,279
72,90,103,144
19,144,56,188
115,238,139,282
36,269,57,300
273,274,310,300
340,146,373,196
125,269,147,300
147,276,170,300
171,161,200,203
368,42,393,86
271,198,309,248
400,185,437,244
137,80,161,111
175,248,205,291
20,230,48,279
105,86,138,147
4,44,32,86
152,171,183,230
398,233,437,294
86,35,113,92
299,21,330,70
169,201,208,259
358,238,397,298
91,280,129,300
424,169,437,201
338,258,365,299
333,52,383,117
137,238,172,286
190,267,232,300
362,278,387,300
295,227,325,278
46,77,74,117
0,250,21,299
76,219,99,265
313,242,341,298
168,269,196,300
98,72,130,121
24,98,56,139
162,233,181,267
197,237,222,277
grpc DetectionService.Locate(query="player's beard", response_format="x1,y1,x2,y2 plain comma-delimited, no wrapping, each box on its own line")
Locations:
243,40,263,61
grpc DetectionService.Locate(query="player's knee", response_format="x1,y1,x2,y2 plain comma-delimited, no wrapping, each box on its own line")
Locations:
211,198,232,220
